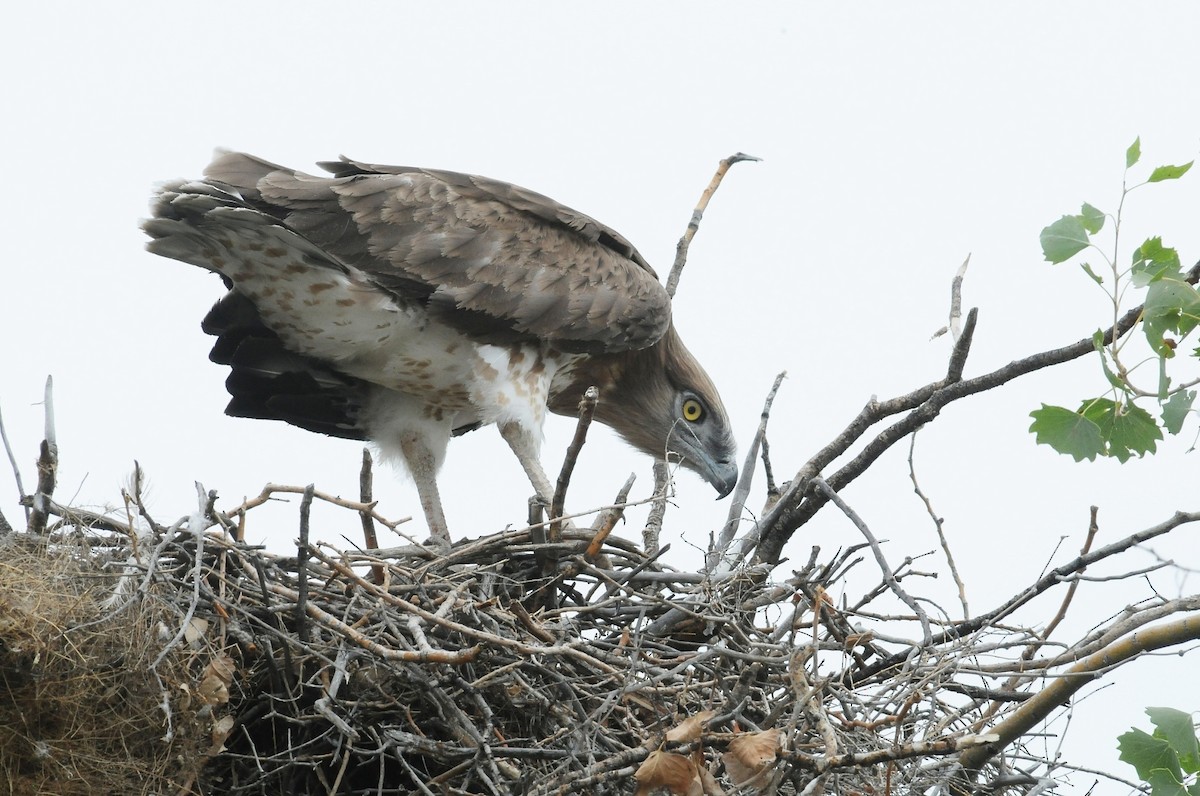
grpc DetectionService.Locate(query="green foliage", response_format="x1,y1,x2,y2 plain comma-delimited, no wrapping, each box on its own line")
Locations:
1040,214,1091,264
1031,138,1199,460
1118,707,1200,796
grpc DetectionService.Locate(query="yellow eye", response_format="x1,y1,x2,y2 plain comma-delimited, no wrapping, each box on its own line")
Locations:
682,398,704,422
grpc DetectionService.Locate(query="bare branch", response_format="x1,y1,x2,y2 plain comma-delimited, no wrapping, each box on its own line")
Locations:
550,386,598,542
0,400,29,526
358,448,385,585
710,371,787,572
957,613,1200,780
814,478,932,647
296,483,315,644
641,459,671,554
666,152,760,298
908,431,969,618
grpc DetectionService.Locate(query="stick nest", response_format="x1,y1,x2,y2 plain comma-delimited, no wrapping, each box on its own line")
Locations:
0,481,1042,796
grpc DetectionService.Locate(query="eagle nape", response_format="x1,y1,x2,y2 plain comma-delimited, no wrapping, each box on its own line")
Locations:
143,150,737,542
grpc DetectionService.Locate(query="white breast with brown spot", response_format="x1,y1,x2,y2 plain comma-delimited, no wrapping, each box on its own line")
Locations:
214,228,577,470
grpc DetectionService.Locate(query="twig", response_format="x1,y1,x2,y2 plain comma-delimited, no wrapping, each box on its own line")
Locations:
1041,506,1099,641
956,612,1200,784
0,401,29,526
550,386,599,542
666,152,761,299
710,371,786,573
151,482,211,670
358,449,385,585
227,482,409,530
268,582,482,665
586,473,636,559
297,484,315,644
641,460,671,555
847,508,1200,687
908,432,968,618
814,478,932,648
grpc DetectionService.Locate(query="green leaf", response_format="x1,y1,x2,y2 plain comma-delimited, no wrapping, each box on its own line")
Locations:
1120,726,1183,782
1079,202,1106,234
1144,277,1200,355
1127,137,1142,168
1148,707,1200,774
1148,161,1194,183
1040,215,1091,263
1092,331,1127,391
1132,237,1183,286
1146,768,1191,796
1079,398,1162,462
1029,404,1104,461
1163,390,1196,435
1080,262,1104,285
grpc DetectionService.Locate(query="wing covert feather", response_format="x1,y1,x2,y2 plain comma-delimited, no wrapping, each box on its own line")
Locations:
207,152,670,353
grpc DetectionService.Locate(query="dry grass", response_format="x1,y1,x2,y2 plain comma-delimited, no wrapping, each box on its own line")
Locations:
0,535,217,795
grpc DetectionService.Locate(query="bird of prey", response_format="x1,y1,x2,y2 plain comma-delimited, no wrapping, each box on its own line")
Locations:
144,152,738,543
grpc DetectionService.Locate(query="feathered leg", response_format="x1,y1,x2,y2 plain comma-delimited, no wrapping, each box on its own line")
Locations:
498,422,555,507
397,432,451,546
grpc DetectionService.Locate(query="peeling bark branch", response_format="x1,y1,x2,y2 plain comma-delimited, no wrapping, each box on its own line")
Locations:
957,613,1200,783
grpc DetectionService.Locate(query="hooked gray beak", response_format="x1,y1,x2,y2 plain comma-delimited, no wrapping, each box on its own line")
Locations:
699,456,739,499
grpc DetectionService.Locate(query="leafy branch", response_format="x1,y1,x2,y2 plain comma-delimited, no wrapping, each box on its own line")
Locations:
1031,137,1198,462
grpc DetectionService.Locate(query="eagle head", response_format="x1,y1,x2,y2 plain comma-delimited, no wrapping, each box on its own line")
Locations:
584,326,738,498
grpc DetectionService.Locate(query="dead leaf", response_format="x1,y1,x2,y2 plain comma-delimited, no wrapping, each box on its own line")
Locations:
722,729,781,790
692,765,726,795
205,653,236,684
665,710,716,743
197,674,228,705
635,750,696,796
208,714,235,755
183,617,209,644
197,653,236,705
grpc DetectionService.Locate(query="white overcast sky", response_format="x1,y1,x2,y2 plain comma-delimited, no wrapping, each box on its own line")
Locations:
3,3,1198,789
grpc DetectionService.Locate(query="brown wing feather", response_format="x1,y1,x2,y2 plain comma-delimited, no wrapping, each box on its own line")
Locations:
204,152,671,354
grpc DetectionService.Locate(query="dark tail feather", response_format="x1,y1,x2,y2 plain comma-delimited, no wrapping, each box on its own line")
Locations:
203,294,369,441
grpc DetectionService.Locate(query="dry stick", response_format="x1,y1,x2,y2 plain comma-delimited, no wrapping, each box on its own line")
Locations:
1042,594,1200,670
763,260,1200,563
296,484,315,644
710,371,787,573
972,507,1102,732
1041,506,1099,642
150,483,211,672
586,473,637,558
0,401,29,526
641,460,671,555
846,508,1200,688
908,432,969,618
665,151,761,299
814,477,932,648
756,307,980,564
358,449,385,585
266,582,482,665
227,482,409,531
309,546,622,673
634,152,756,553
28,376,57,534
550,386,599,543
955,613,1200,787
